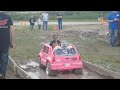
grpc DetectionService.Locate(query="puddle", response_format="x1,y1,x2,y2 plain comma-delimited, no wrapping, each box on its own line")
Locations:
19,65,28,69
19,61,40,79
26,61,39,68
27,72,39,79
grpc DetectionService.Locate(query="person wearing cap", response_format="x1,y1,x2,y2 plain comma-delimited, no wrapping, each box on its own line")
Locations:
107,11,120,47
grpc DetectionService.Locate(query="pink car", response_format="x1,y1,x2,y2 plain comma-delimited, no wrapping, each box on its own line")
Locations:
38,42,83,76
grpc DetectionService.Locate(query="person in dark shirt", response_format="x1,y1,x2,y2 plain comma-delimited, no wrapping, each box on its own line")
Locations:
0,12,14,79
29,16,36,31
50,33,61,49
57,13,62,30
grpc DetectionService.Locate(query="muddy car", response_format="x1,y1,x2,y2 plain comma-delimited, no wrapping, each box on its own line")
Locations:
38,42,83,76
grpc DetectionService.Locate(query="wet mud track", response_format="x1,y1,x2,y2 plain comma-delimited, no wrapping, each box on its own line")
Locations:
6,67,22,79
19,61,104,79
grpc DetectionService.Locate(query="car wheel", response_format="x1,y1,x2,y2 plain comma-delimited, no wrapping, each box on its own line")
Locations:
46,62,57,76
39,59,45,70
73,68,82,75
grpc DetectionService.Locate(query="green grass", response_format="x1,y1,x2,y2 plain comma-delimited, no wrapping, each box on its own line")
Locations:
49,18,99,22
16,18,99,22
10,25,56,60
7,11,110,22
10,25,120,73
69,37,120,72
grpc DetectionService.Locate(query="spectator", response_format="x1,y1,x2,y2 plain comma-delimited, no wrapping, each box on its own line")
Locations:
37,16,42,30
0,12,14,79
117,11,120,46
57,13,63,30
29,16,36,31
107,11,120,47
41,11,48,31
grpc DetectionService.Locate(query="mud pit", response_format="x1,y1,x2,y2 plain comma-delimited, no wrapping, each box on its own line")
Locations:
19,61,104,79
62,29,99,38
9,25,120,79
11,29,104,79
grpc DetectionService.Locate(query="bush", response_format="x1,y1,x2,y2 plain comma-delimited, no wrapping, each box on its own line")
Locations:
6,11,110,21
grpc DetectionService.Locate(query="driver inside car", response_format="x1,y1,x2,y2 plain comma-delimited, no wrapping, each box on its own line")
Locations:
50,33,61,49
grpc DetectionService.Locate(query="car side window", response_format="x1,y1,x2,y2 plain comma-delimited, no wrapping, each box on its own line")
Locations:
46,47,49,54
43,46,46,52
43,46,49,54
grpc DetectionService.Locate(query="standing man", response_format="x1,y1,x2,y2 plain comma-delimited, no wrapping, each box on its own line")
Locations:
117,11,120,46
41,11,48,31
29,16,36,31
0,12,14,79
107,11,120,47
57,13,62,30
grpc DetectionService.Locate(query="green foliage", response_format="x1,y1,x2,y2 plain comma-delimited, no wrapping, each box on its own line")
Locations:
6,11,110,21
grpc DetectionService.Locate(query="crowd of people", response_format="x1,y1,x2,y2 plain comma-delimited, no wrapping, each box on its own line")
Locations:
29,11,63,31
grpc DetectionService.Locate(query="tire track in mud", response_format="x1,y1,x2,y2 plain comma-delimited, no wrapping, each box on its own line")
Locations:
19,61,104,79
6,67,22,79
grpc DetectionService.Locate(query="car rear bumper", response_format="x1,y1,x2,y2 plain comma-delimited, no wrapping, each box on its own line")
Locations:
50,61,83,70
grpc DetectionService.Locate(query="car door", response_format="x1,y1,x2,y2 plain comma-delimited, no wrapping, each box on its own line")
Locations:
41,46,49,66
41,46,47,65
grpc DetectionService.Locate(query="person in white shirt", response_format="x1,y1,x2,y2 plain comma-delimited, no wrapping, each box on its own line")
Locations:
41,11,48,31
37,16,42,30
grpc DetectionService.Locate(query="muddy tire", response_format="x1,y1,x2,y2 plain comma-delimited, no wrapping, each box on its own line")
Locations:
39,59,45,70
73,68,82,75
46,62,57,76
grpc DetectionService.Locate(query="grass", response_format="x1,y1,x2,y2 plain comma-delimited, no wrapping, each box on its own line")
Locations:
49,18,99,22
10,25,55,61
9,11,109,22
16,18,100,23
69,36,120,72
10,25,120,73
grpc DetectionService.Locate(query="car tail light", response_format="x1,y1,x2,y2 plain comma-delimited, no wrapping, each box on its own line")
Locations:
72,57,77,60
52,57,55,62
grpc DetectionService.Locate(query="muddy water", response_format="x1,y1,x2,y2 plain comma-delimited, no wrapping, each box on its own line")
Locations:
19,61,104,79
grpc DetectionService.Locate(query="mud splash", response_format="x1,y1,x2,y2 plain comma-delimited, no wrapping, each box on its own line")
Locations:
19,61,40,79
